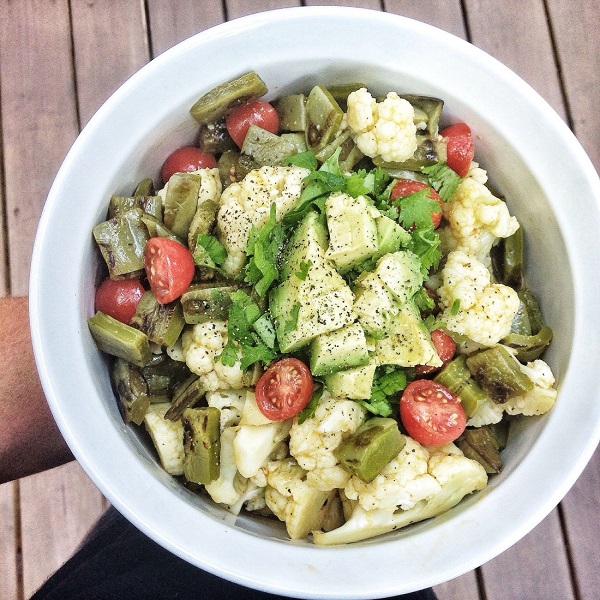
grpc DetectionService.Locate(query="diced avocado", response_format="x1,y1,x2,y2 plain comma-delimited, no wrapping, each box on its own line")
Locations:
271,211,355,353
309,322,369,376
334,418,406,483
373,302,442,368
373,251,424,305
325,193,378,273
375,214,411,256
353,272,399,338
324,361,377,400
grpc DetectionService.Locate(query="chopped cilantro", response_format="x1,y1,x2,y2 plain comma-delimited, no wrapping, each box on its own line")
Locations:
421,162,462,202
244,203,285,296
282,150,318,171
216,290,279,370
358,366,407,417
451,298,461,315
295,260,311,280
394,189,440,231
282,302,301,336
194,234,227,271
298,384,324,424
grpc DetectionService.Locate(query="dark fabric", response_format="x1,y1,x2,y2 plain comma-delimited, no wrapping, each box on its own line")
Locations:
32,506,438,600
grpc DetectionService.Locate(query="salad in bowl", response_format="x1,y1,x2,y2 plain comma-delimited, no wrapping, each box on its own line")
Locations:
87,71,557,545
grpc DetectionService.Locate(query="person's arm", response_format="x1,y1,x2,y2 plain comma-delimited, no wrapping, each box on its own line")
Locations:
0,296,73,484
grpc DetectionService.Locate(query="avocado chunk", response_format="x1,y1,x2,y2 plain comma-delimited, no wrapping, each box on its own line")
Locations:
374,214,411,257
182,406,221,485
353,272,399,338
373,302,442,368
335,418,406,483
325,193,379,273
373,251,424,304
324,361,377,400
309,322,369,376
270,211,355,353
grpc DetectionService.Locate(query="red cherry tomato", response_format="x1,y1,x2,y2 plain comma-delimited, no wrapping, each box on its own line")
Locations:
143,238,195,304
255,358,314,421
415,329,457,376
440,122,474,178
94,277,145,324
161,146,217,184
400,380,466,446
226,99,279,148
390,179,444,228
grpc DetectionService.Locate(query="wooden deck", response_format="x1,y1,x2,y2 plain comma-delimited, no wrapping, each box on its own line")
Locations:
1,1,598,598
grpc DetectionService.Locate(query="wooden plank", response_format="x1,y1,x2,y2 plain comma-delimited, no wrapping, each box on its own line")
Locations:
560,450,600,600
71,0,150,126
225,0,301,20
0,0,79,295
546,0,600,171
464,0,566,119
0,482,19,600
383,0,467,38
434,572,480,600
481,509,575,600
305,0,382,8
462,2,572,596
146,0,225,57
19,464,106,598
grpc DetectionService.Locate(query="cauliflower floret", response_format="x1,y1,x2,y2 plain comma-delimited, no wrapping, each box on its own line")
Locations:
440,173,519,262
264,458,336,540
344,436,442,512
216,165,309,277
289,394,366,491
182,321,245,391
205,426,246,506
313,440,487,545
205,389,246,432
500,358,558,416
143,403,184,476
438,250,520,346
346,88,418,164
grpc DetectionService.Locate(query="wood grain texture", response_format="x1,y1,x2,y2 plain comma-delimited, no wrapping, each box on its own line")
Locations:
0,482,19,600
71,0,150,126
225,0,301,19
383,0,466,38
0,0,79,295
147,0,225,56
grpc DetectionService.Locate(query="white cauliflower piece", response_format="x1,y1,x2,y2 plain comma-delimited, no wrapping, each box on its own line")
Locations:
346,88,418,163
440,172,519,262
216,165,309,277
182,321,245,391
205,389,246,432
438,251,520,346
344,436,442,512
467,398,504,428
264,458,336,540
313,440,487,545
289,394,366,491
143,403,184,476
205,426,246,506
500,358,558,416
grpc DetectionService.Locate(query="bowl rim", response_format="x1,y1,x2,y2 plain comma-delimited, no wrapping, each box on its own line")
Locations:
29,6,600,598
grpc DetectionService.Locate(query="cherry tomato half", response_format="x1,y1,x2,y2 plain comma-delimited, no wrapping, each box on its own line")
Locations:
161,146,217,184
415,329,457,376
143,237,195,304
440,122,474,178
94,277,145,324
400,380,466,446
390,179,444,228
226,99,279,148
255,358,314,421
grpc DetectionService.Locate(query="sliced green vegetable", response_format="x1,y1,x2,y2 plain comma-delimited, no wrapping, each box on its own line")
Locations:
400,94,444,137
198,118,237,154
182,406,221,484
108,195,162,220
190,71,268,124
335,418,406,483
466,345,534,403
217,149,253,188
457,426,503,474
165,375,206,421
274,94,307,132
88,311,152,367
180,282,240,324
188,200,219,251
133,178,155,197
491,226,524,289
305,85,344,152
241,125,298,166
111,358,151,425
93,208,149,278
163,172,201,240
130,291,186,347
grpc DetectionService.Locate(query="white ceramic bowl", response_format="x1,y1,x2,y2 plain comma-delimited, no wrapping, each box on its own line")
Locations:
29,7,600,598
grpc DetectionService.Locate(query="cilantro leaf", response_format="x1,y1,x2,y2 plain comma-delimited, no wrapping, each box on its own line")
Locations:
282,150,318,171
295,260,311,280
244,203,285,296
282,302,301,336
217,290,279,370
358,366,407,417
298,385,324,424
193,234,227,271
394,189,440,231
421,162,462,203
409,226,442,276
